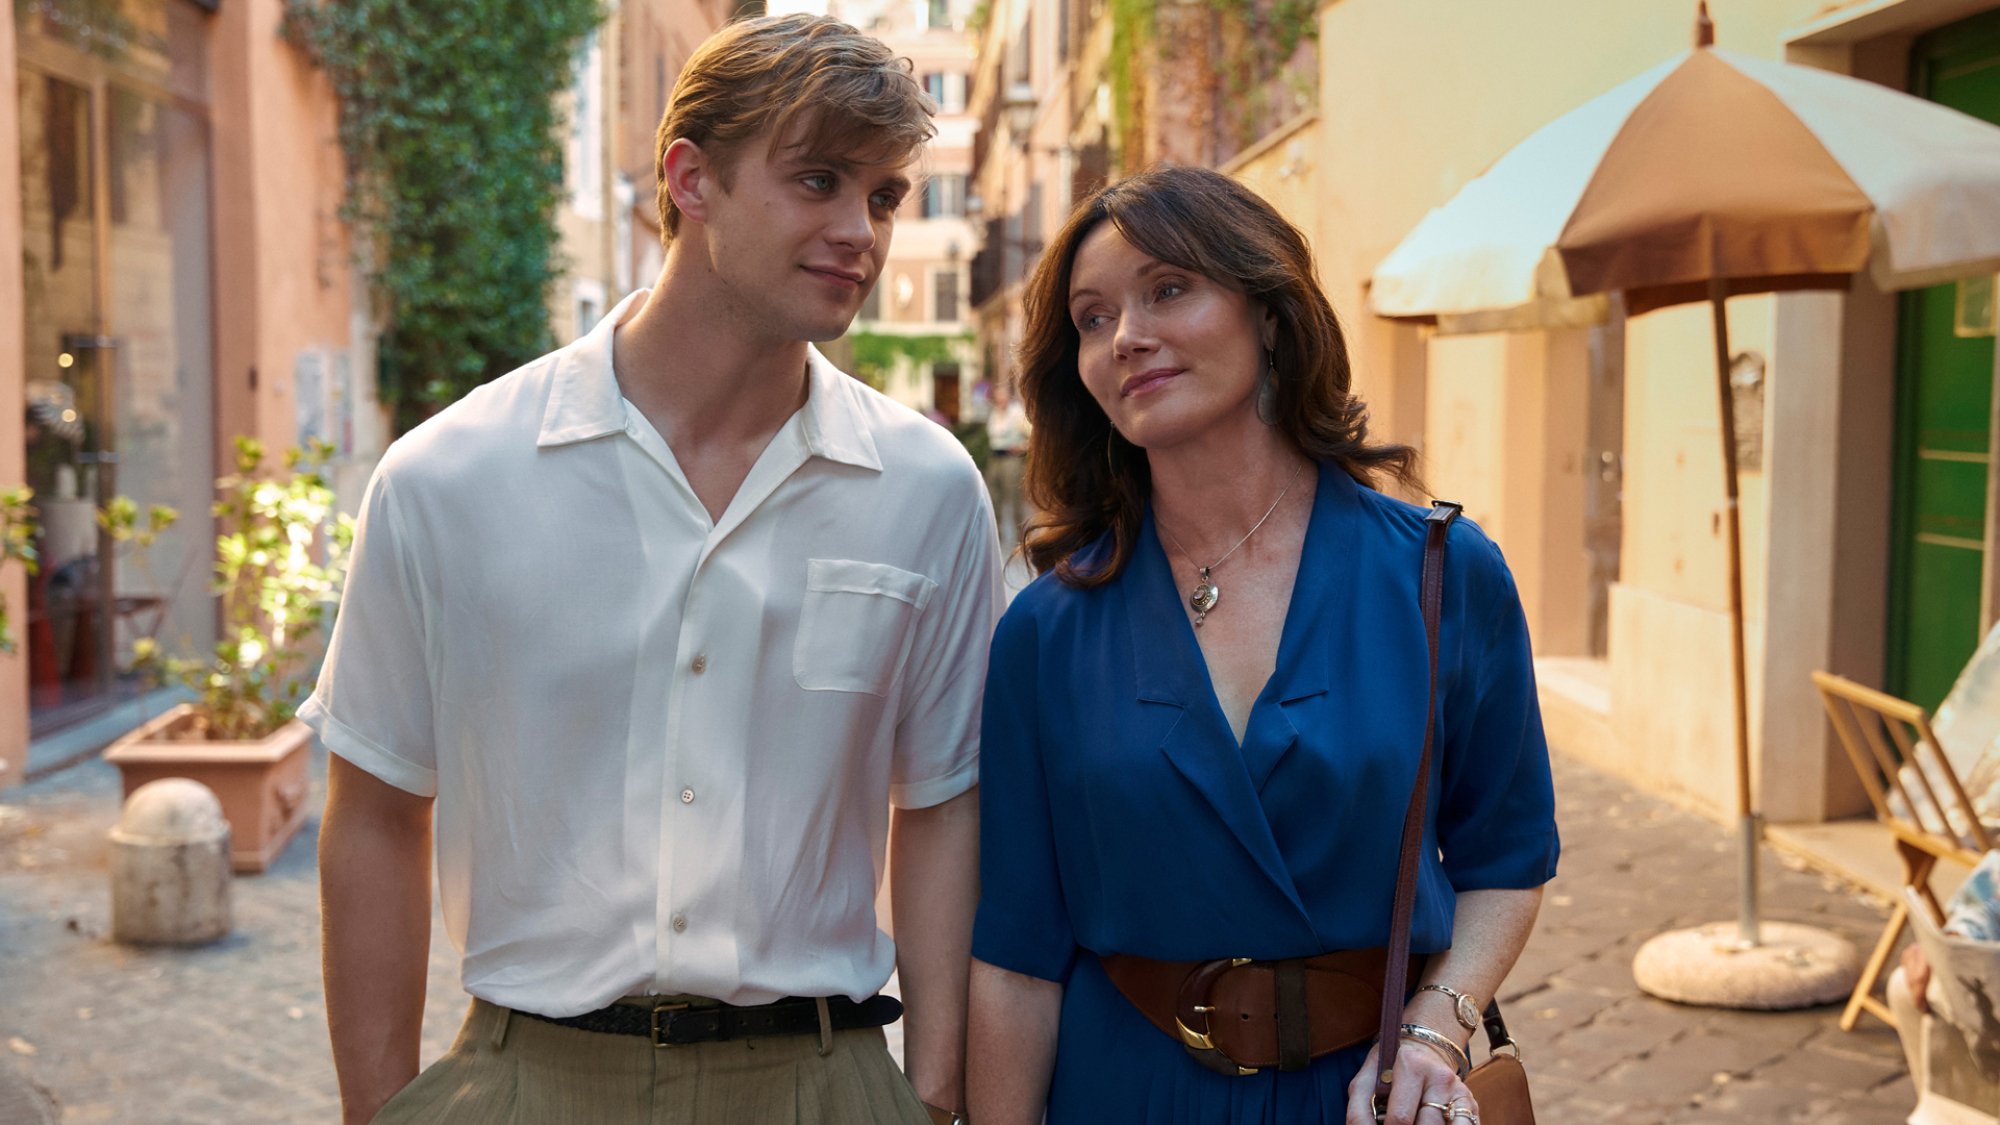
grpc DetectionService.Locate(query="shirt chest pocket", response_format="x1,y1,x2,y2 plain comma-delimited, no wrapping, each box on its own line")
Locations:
794,558,937,696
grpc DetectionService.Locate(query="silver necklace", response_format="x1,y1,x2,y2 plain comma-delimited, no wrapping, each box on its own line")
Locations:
1158,459,1306,628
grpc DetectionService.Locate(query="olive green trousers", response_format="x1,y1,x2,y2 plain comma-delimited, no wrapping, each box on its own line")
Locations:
371,998,933,1124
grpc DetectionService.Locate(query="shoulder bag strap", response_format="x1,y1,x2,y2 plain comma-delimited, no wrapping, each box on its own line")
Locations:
1373,500,1461,1109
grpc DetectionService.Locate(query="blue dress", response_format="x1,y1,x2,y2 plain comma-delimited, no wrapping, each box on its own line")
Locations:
971,462,1561,1124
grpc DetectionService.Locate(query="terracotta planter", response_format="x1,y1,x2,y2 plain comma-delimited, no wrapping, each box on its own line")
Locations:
104,705,312,873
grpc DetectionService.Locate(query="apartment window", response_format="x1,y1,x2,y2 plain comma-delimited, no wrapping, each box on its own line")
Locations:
926,0,951,29
923,174,967,219
923,72,967,113
933,268,961,322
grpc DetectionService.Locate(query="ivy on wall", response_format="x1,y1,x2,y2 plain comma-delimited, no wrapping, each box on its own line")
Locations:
283,0,603,433
847,332,974,390
1108,0,1315,165
1106,0,1153,161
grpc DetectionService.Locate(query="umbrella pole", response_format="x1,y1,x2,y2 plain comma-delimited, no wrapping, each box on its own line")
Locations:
1708,280,1761,948
1626,288,1859,1010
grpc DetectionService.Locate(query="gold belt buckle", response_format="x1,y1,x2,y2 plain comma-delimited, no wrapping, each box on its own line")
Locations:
1175,957,1258,1076
650,1001,692,1049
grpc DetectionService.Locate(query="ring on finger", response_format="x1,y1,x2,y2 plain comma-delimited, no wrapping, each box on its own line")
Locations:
1420,1101,1452,1115
1449,1106,1478,1123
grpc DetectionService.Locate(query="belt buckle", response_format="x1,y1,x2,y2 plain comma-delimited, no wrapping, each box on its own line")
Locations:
1175,958,1258,1076
650,1001,692,1049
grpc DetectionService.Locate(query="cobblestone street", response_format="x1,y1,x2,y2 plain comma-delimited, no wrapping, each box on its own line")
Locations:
0,743,1913,1123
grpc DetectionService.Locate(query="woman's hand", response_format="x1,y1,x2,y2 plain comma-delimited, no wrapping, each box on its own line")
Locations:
1344,1038,1479,1125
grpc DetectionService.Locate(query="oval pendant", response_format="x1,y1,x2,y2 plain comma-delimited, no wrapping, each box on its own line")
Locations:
1190,582,1220,615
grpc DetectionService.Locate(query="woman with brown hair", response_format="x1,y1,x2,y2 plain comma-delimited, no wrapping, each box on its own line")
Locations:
964,166,1559,1125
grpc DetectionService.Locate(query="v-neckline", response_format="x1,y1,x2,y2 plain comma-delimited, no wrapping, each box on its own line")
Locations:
1137,462,1337,756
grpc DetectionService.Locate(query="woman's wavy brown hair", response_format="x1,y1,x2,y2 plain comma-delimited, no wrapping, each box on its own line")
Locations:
1018,164,1420,586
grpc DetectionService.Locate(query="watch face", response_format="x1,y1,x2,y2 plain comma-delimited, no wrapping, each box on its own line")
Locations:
1455,993,1481,1031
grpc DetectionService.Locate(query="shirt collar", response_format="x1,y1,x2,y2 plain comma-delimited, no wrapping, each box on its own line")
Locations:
537,290,881,473
799,346,882,472
538,289,647,448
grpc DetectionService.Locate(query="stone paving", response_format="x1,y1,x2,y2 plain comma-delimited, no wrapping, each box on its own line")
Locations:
0,741,1916,1123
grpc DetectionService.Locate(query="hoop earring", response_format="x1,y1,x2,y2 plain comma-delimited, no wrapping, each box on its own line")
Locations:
1256,348,1281,425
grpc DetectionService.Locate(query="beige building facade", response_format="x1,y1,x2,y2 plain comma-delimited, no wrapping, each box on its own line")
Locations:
1231,0,2000,830
832,0,982,420
551,0,733,347
963,0,2000,836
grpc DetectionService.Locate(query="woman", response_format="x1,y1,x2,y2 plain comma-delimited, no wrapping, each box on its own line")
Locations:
966,166,1559,1125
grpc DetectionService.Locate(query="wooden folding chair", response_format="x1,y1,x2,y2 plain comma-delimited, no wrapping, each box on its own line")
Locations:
1814,671,1995,1031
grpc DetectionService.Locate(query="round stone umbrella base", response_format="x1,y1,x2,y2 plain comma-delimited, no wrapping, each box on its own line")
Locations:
1632,922,1862,1010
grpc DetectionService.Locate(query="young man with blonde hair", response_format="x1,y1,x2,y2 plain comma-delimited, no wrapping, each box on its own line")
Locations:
309,15,995,1123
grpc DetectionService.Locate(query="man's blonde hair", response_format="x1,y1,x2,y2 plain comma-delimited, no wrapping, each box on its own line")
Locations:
654,14,935,242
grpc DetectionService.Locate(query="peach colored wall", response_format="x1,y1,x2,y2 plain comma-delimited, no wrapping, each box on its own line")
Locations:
1312,0,1840,820
207,2,260,476
254,0,350,453
1224,113,1321,241
209,0,359,475
1,13,27,787
1419,330,1595,656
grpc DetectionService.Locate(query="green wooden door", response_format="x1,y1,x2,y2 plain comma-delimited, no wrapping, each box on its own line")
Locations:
1892,13,2000,711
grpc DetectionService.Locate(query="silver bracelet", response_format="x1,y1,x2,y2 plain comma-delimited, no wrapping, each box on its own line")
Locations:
1397,1022,1471,1080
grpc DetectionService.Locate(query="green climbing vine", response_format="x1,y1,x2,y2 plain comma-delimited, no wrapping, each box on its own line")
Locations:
1106,0,1154,162
1105,0,1316,165
847,332,973,388
283,0,603,433
1209,0,1317,149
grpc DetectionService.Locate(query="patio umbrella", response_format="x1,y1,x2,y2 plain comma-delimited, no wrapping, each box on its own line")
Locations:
1373,6,2000,330
1371,3,2000,1008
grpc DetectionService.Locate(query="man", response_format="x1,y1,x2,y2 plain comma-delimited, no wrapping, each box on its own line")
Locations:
307,15,996,1124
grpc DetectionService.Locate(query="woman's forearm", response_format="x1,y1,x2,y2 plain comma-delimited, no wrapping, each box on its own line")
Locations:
1400,887,1545,1053
967,959,1063,1125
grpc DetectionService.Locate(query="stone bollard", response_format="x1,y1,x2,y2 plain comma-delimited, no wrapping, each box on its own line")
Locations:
109,778,232,945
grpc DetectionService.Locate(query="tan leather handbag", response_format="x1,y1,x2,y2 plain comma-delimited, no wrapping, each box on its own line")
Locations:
1371,502,1535,1125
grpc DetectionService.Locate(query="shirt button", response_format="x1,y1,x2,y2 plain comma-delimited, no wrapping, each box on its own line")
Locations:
690,654,708,674
680,788,695,804
671,913,688,932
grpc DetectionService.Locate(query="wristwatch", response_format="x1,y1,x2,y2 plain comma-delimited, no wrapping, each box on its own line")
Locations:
924,1102,968,1125
1416,983,1483,1032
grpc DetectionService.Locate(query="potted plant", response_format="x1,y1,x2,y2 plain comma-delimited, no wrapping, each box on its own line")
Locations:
0,486,37,655
104,438,354,872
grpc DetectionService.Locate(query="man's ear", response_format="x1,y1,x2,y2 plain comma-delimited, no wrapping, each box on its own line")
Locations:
662,138,715,226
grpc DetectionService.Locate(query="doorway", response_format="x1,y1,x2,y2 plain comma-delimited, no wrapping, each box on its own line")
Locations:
1889,10,2000,712
16,0,216,734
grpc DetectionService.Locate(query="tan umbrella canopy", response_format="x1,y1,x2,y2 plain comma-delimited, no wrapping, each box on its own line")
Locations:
1370,4,2000,1003
1373,5,2000,332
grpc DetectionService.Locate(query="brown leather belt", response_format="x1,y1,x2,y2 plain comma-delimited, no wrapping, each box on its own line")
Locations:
1100,949,1423,1076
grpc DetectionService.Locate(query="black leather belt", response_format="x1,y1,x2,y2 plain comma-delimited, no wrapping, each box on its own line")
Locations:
516,994,903,1048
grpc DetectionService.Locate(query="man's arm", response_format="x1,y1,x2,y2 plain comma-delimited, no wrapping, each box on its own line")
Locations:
321,755,434,1125
890,785,979,1116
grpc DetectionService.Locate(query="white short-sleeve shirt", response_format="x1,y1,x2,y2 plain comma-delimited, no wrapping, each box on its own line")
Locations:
300,290,1003,1015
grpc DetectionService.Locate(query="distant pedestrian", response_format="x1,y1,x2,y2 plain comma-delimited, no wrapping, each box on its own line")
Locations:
984,380,1031,547
965,165,1559,1125
308,15,996,1125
